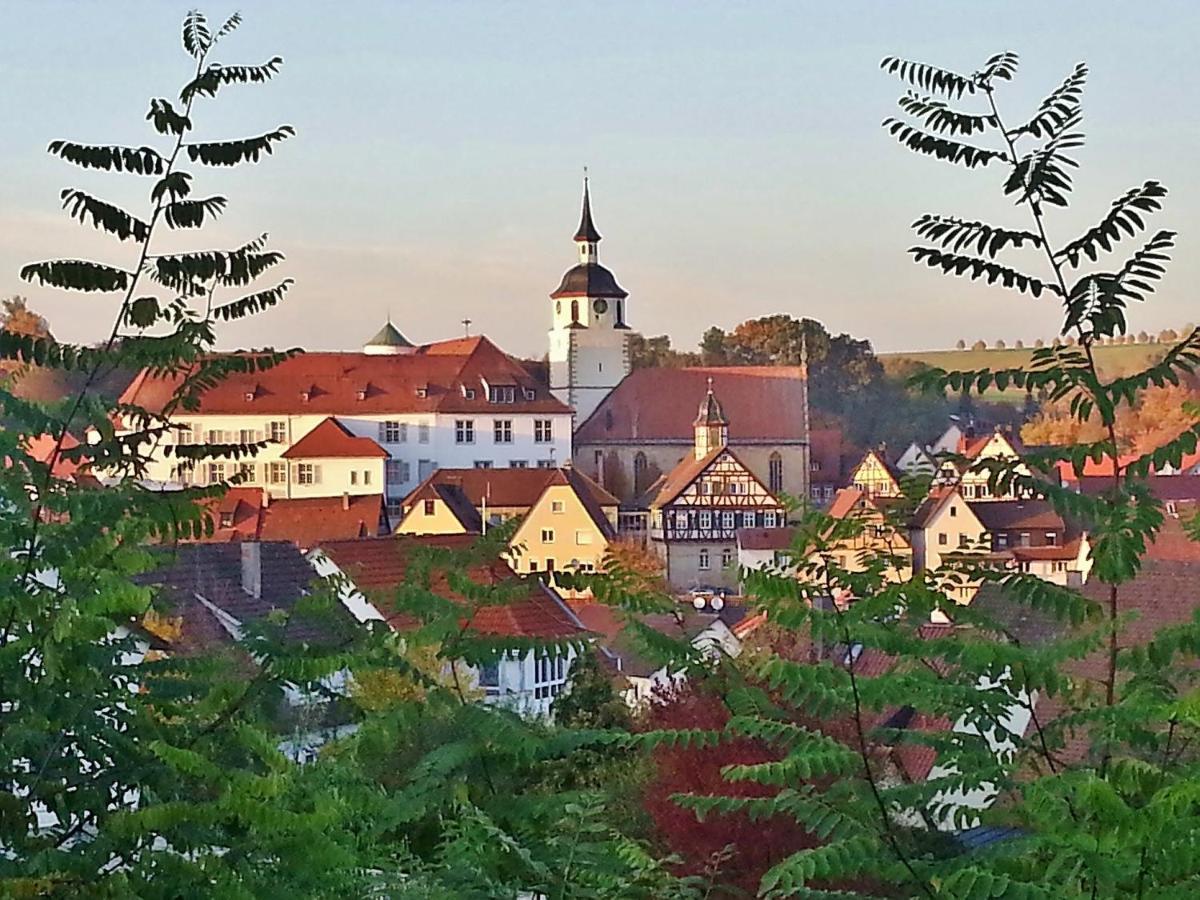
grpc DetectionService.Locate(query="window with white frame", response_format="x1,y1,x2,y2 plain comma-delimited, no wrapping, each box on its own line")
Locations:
474,460,493,469
268,461,287,484
418,422,430,444
721,547,733,567
741,511,756,528
510,460,528,468
488,385,516,404
551,500,565,514
239,428,259,444
176,423,194,445
235,462,256,482
296,463,319,485
722,511,736,530
351,470,358,486
699,510,712,529
493,419,513,443
455,420,475,444
541,528,555,543
575,530,592,545
763,510,779,528
533,652,568,700
675,511,689,530
534,419,553,443
698,548,710,570
206,462,226,483
363,470,372,486
267,420,287,443
537,459,555,468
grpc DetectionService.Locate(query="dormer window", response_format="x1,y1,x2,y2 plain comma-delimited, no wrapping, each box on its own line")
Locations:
416,385,428,399
219,511,234,528
244,391,255,403
461,385,476,400
523,387,536,400
488,385,516,404
300,391,311,403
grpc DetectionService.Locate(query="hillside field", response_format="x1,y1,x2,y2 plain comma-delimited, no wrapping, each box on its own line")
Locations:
880,343,1167,403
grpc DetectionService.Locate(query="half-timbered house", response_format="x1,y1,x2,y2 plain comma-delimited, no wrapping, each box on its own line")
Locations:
647,383,788,590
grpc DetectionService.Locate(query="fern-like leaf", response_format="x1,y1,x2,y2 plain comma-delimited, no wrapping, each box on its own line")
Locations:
1056,181,1168,267
163,196,228,230
212,279,294,321
1004,118,1085,208
20,259,132,293
180,57,285,102
909,247,1057,297
181,9,211,58
1009,63,1088,139
882,118,1008,169
47,141,164,175
911,215,1040,258
880,56,977,98
975,51,1020,84
185,127,295,167
896,92,996,136
60,189,149,242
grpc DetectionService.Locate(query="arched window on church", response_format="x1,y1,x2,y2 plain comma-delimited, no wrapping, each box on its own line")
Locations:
570,299,580,323
633,452,649,494
768,452,784,493
616,300,624,326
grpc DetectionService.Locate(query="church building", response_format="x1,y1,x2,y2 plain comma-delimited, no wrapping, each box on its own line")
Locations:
548,178,633,425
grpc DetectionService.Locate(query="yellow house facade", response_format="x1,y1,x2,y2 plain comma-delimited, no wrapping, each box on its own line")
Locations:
818,487,913,582
849,449,902,498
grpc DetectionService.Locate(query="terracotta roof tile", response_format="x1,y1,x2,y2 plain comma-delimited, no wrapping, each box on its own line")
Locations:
260,494,388,548
118,336,570,417
737,526,797,551
575,366,808,444
968,500,1064,533
317,535,587,639
281,417,389,459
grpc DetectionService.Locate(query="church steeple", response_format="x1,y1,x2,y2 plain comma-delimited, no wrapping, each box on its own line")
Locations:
693,378,729,459
574,174,601,265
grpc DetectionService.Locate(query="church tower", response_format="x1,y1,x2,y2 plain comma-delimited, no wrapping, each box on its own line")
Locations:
548,177,633,425
693,379,729,459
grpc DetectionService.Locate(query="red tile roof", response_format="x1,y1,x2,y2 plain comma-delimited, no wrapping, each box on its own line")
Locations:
737,526,796,551
194,491,389,548
118,336,570,416
574,366,808,444
827,487,865,521
24,431,84,480
1072,474,1200,503
968,500,1064,533
281,417,389,459
260,494,388,548
316,535,587,639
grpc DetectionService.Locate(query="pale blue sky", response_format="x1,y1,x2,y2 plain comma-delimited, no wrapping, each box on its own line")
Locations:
1,1,1196,357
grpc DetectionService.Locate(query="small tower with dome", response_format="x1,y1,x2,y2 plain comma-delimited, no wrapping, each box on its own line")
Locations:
363,320,415,356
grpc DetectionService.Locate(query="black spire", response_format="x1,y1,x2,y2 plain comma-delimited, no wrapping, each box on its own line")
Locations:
573,175,602,244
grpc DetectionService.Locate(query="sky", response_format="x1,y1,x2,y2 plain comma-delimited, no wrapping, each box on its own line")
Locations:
0,1,1197,359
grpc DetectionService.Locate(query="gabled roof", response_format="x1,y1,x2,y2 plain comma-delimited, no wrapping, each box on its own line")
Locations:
404,466,617,539
968,500,1063,533
1072,474,1200,503
909,486,961,529
118,335,571,417
316,535,587,639
737,527,797,551
849,448,900,486
281,417,389,459
196,491,390,548
575,366,808,444
260,494,389,548
649,445,778,510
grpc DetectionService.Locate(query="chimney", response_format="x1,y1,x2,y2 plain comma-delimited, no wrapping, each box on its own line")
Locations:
342,492,351,511
240,541,262,599
261,490,269,508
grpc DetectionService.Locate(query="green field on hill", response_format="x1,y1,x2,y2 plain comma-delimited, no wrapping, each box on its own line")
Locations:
880,343,1166,403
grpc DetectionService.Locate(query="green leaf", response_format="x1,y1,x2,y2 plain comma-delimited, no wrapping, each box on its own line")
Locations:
911,215,1041,258
897,92,996,136
185,127,295,167
47,140,165,175
882,118,1007,168
146,98,192,136
909,246,1058,297
59,189,149,242
180,57,285,103
880,56,977,98
213,279,294,321
20,259,132,292
181,9,211,58
1057,181,1168,268
163,196,228,229
1008,63,1088,139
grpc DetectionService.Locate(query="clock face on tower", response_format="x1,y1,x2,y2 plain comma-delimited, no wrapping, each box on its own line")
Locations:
593,299,608,315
